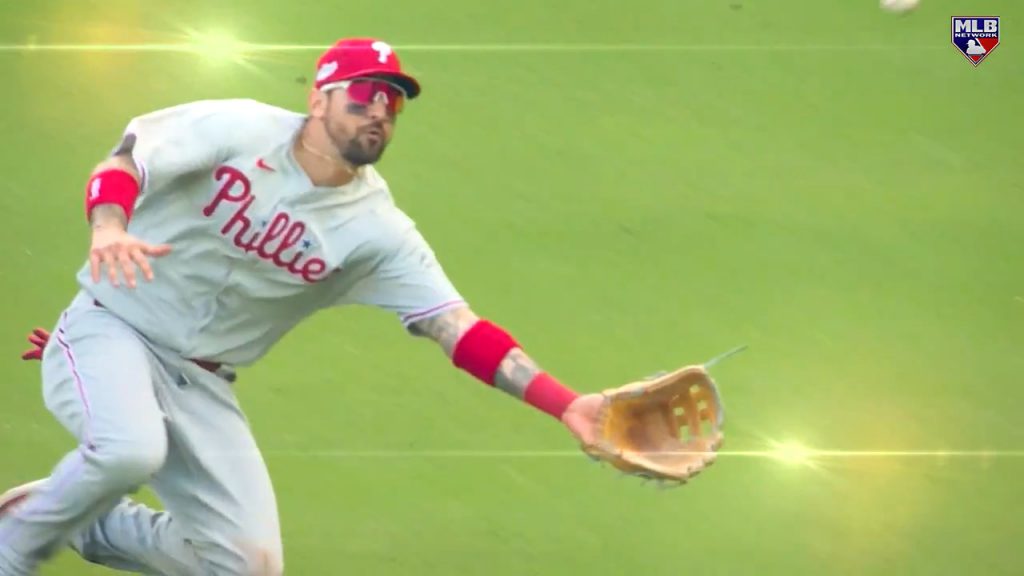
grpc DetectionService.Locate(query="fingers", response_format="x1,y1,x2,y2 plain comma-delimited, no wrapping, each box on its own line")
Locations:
143,243,173,257
90,245,129,288
133,242,172,282
89,251,101,283
104,249,121,287
116,249,139,289
89,240,171,288
130,247,154,282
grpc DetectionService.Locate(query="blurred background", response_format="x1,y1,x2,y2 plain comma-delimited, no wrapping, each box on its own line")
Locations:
1,1,1021,574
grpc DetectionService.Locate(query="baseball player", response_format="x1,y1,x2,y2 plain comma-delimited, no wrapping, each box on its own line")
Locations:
0,37,724,576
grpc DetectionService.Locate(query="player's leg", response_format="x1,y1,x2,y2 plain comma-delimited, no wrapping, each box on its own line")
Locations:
70,356,283,575
0,295,173,574
158,366,284,575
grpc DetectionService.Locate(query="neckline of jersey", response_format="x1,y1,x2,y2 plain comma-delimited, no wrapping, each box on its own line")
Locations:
286,128,367,195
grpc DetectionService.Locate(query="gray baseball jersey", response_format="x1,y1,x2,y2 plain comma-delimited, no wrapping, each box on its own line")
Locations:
79,98,467,366
0,100,468,572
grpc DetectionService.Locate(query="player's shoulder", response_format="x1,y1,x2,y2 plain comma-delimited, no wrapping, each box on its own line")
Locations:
133,98,300,120
358,165,391,194
196,98,305,126
366,202,434,259
129,98,305,139
331,171,446,269
357,167,413,227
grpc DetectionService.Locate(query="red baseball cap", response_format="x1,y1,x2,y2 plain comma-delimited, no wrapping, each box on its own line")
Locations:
314,38,421,99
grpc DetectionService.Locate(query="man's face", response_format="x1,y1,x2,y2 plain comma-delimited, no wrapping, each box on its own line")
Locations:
312,78,405,167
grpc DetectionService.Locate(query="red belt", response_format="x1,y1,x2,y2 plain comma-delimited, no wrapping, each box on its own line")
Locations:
92,299,223,374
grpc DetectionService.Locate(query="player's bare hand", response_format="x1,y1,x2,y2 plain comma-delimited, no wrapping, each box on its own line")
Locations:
561,393,605,447
89,226,172,289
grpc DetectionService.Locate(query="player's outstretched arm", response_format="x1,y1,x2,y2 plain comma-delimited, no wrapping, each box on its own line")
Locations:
410,307,603,443
413,307,728,484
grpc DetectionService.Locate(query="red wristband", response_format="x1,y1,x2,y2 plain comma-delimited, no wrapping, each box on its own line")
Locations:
85,169,140,222
524,372,579,420
451,320,520,385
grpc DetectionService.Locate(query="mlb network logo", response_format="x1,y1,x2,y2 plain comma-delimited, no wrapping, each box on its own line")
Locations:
951,17,1000,67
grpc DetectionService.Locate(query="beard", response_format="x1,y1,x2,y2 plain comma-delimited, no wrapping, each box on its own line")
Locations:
329,125,388,167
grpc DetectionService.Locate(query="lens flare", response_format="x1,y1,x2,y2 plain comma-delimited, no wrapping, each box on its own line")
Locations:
184,29,248,64
768,441,817,466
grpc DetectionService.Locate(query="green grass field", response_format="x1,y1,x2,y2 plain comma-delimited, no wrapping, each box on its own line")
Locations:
1,0,1022,574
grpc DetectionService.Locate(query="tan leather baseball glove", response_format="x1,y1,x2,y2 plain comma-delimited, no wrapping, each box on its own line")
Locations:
580,363,726,485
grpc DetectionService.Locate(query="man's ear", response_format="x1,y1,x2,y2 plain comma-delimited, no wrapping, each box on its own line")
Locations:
308,88,328,118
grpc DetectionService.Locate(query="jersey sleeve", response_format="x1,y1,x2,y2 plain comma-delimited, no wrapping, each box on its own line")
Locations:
114,101,235,193
344,226,468,330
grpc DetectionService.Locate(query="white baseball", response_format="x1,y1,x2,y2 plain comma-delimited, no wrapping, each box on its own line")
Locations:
880,0,919,13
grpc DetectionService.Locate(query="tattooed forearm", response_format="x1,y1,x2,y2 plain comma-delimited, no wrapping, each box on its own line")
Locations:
410,307,478,355
493,348,542,399
412,307,545,399
90,204,129,231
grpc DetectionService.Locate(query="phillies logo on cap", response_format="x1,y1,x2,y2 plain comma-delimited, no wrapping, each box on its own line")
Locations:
313,37,421,98
369,40,393,64
952,17,1000,67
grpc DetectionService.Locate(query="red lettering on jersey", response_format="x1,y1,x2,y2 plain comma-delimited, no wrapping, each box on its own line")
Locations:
299,258,327,282
222,195,255,239
202,166,331,283
203,167,250,216
236,217,263,253
255,213,290,259
272,221,305,270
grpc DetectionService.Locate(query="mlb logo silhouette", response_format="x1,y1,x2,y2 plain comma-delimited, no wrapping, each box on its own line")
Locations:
952,17,1000,67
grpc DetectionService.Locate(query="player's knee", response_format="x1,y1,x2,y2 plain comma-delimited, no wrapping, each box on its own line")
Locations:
93,432,168,488
192,538,283,576
212,541,283,576
239,543,284,576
